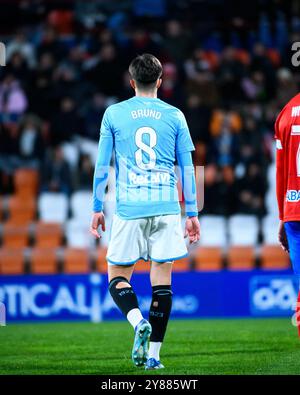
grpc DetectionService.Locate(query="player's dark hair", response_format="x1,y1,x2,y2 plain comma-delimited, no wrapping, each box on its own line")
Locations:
129,53,162,90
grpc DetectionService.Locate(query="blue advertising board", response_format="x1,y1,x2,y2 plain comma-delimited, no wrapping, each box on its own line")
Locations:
0,270,297,322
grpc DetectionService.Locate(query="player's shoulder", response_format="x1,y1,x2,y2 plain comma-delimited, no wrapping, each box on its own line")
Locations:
155,99,186,125
284,92,300,108
104,99,131,116
275,93,300,138
157,98,183,114
277,92,300,120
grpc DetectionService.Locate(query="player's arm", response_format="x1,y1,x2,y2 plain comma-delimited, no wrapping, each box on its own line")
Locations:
177,151,200,243
275,118,289,251
175,110,200,243
90,109,114,239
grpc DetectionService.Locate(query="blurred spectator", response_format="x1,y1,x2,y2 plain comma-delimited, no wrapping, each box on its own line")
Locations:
217,47,245,104
185,49,219,107
239,116,264,155
185,94,211,145
41,146,72,195
203,164,237,216
6,31,36,68
250,42,276,99
52,63,91,105
0,123,21,191
126,28,161,62
186,69,219,107
203,164,224,215
51,97,83,146
0,122,19,160
163,20,191,64
87,43,123,96
5,51,30,83
0,74,27,122
28,53,56,119
236,163,267,216
77,153,94,190
89,28,116,55
276,68,298,107
18,115,45,166
37,26,64,62
158,62,184,108
220,166,237,216
83,93,106,141
119,70,134,100
209,109,241,166
242,70,268,102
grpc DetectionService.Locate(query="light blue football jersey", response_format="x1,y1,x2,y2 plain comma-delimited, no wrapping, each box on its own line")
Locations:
94,96,195,219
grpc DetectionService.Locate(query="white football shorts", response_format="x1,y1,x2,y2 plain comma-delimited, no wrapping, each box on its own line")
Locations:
106,213,187,265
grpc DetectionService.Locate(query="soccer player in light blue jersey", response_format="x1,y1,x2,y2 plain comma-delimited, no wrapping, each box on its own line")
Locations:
90,54,200,370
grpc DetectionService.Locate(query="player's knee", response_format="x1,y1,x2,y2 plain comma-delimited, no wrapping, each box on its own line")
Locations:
152,286,173,298
151,277,172,287
109,276,131,291
151,285,173,312
108,276,138,316
152,260,173,267
116,281,131,289
151,261,173,286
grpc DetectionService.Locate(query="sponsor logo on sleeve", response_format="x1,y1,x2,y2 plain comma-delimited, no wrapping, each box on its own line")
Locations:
286,190,300,202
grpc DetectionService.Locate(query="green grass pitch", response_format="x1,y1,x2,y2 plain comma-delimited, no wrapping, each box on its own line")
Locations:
0,318,300,375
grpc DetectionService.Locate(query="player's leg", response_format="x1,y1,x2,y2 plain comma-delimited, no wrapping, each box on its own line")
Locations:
108,263,152,366
145,214,187,369
145,260,173,370
284,221,300,337
107,214,148,329
108,264,142,328
107,215,152,366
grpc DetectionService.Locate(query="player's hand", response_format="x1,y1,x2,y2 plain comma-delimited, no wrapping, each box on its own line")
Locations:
90,211,106,239
185,216,200,244
278,220,289,252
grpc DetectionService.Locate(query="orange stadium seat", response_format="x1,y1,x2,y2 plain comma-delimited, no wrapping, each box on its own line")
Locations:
31,248,57,274
14,168,39,197
0,248,24,274
64,248,90,274
7,196,36,224
227,246,255,270
96,247,107,273
35,222,63,248
2,223,29,248
194,247,223,271
260,245,290,270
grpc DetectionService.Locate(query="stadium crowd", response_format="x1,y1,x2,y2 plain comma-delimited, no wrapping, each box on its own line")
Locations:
0,0,300,219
